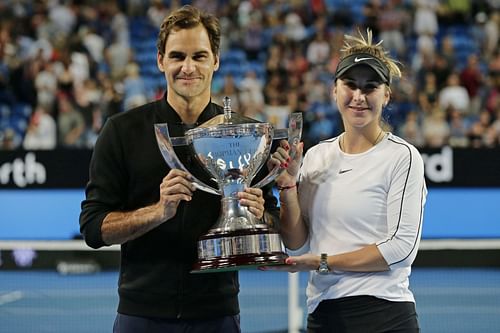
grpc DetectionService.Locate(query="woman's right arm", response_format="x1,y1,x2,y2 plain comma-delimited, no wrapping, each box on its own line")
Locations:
272,141,308,250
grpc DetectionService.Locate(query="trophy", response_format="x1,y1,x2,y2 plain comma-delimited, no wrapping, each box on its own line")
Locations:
154,97,302,273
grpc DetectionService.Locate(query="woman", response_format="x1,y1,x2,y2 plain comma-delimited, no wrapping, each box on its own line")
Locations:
266,30,427,332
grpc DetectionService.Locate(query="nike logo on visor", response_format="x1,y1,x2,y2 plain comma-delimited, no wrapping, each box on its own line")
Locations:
339,169,353,174
354,57,373,62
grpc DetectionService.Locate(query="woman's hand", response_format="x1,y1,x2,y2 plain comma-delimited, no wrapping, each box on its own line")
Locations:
259,253,321,273
268,140,304,187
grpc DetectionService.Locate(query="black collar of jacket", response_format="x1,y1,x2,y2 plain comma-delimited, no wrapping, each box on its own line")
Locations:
154,93,223,130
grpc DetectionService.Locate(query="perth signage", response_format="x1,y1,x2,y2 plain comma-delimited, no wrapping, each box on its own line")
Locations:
0,149,92,188
0,147,499,189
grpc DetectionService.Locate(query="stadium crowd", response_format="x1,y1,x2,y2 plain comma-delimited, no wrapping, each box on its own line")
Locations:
0,0,499,151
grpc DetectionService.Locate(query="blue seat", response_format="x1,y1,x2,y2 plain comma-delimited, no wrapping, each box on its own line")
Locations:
0,103,11,119
12,103,32,118
221,49,247,64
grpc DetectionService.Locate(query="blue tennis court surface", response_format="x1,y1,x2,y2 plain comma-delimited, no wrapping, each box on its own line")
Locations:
0,268,499,332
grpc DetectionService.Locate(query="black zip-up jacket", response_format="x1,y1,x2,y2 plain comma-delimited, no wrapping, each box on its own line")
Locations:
80,97,279,319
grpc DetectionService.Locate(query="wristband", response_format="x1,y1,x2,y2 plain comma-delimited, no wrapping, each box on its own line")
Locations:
277,184,297,191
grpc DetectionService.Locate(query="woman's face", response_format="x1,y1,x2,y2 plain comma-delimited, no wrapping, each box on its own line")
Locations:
333,65,390,129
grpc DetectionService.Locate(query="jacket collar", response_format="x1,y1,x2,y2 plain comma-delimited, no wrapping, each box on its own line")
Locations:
155,93,222,127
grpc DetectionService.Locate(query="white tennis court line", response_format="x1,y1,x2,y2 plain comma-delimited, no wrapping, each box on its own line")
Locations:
0,291,23,306
414,287,500,295
419,239,500,250
419,306,500,315
0,240,119,251
1,239,500,251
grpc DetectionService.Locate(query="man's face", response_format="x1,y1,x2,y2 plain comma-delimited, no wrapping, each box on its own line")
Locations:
157,25,219,102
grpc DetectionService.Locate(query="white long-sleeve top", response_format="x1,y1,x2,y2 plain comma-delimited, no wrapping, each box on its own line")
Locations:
291,132,427,314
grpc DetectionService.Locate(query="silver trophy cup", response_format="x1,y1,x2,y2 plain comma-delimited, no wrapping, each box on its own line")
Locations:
155,97,302,273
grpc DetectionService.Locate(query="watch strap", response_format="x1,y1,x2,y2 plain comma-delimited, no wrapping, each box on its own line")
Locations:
317,253,330,274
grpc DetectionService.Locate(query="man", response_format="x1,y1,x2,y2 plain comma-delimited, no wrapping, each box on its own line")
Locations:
80,5,278,333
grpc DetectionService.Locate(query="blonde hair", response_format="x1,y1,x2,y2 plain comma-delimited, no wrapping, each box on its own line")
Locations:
341,29,402,82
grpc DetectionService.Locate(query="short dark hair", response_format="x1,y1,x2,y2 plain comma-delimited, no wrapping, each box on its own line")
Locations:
156,5,221,57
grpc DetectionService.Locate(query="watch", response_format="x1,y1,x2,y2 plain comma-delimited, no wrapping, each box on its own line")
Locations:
317,253,330,275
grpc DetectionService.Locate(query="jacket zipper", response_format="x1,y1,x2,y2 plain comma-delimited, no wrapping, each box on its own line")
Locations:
176,200,186,319
177,152,193,319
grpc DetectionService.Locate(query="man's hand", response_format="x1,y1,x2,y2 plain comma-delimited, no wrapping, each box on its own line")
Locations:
156,169,196,222
238,187,265,219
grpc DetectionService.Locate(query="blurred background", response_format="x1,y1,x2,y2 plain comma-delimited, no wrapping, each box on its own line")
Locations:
0,0,499,332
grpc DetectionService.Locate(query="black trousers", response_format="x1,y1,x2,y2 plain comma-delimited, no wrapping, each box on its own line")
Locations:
113,313,240,333
307,296,419,333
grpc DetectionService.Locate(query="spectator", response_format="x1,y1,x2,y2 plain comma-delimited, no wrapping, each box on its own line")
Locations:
286,44,309,77
22,105,57,150
48,0,76,39
448,108,469,147
306,31,330,66
377,0,407,57
484,11,499,59
57,93,85,148
399,110,425,147
439,35,457,70
484,69,500,114
438,73,470,115
55,54,75,96
122,61,147,111
147,0,169,28
264,94,291,129
0,127,20,150
460,54,484,115
239,70,265,112
34,61,58,110
265,45,287,78
433,52,453,89
242,14,264,60
413,0,439,37
491,108,500,139
307,109,337,143
104,35,132,81
483,126,498,147
107,1,130,47
423,106,450,147
0,0,496,150
80,26,105,66
363,0,382,37
284,11,307,43
74,78,103,147
418,72,439,113
468,110,492,148
213,74,241,112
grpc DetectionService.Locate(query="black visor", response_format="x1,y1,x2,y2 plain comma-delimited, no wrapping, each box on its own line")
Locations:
335,53,391,84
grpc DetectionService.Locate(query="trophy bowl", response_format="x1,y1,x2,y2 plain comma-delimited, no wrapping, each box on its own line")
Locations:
155,97,302,273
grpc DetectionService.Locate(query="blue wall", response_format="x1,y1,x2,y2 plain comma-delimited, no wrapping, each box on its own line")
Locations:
423,188,500,239
1,188,499,240
0,190,85,239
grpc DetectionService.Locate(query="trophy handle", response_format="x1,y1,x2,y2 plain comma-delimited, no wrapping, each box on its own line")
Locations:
252,112,302,189
154,124,221,196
